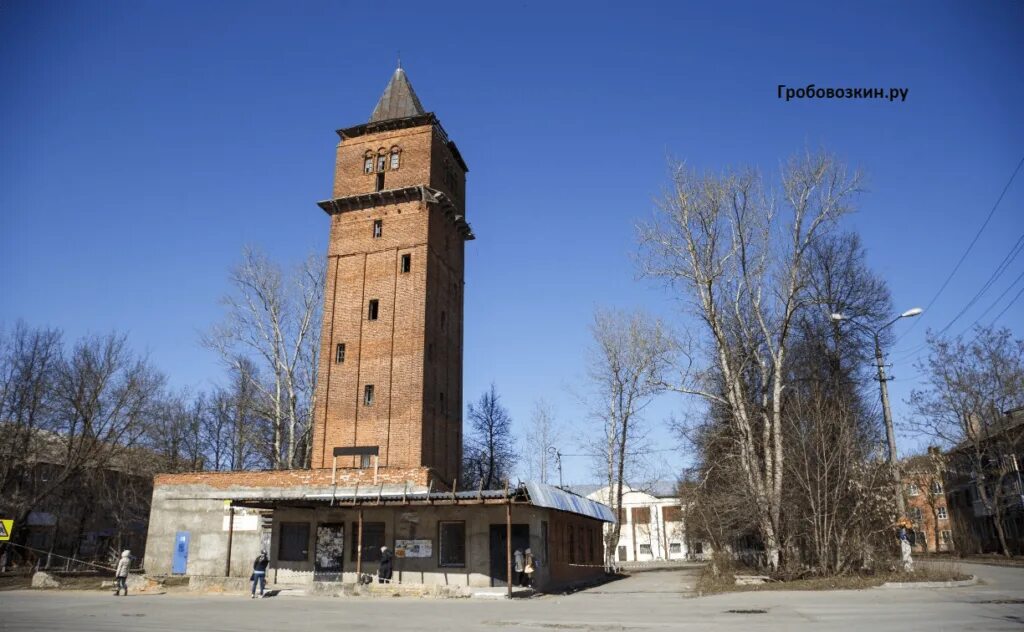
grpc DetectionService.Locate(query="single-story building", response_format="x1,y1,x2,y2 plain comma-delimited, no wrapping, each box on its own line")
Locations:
144,467,613,594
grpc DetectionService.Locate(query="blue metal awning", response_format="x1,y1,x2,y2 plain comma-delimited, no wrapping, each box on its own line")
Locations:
523,482,616,523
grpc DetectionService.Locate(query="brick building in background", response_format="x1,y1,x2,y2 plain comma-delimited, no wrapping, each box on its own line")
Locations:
902,448,955,553
143,67,612,593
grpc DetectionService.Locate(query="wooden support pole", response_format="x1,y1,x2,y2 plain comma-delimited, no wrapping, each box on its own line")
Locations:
356,508,364,578
224,504,235,577
506,499,513,599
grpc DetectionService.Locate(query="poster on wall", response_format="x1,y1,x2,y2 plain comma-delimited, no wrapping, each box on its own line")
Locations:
394,539,432,558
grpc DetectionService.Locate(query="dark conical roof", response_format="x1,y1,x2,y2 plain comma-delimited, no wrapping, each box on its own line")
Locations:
369,67,425,123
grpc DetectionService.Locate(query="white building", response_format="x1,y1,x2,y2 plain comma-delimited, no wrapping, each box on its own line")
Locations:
575,482,709,563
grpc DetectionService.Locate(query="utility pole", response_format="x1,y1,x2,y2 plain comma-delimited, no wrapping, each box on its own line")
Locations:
547,447,564,489
831,307,922,519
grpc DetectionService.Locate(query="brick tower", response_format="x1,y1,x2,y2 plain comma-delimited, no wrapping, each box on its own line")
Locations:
310,67,472,488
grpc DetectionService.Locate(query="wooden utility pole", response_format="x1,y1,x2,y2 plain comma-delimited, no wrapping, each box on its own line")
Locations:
356,508,364,578
506,500,512,599
224,505,235,577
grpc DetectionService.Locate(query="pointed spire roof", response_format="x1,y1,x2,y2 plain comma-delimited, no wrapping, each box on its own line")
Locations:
369,67,425,123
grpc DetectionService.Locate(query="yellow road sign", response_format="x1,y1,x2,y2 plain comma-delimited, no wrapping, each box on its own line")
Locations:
0,519,13,541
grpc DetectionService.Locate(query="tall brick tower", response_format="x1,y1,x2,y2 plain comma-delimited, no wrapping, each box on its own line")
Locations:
310,67,472,488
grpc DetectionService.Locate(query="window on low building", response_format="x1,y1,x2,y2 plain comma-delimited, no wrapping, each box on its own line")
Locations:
368,299,379,321
910,507,923,520
941,530,952,543
937,506,948,520
669,542,682,554
631,507,651,524
351,522,384,563
278,522,310,562
662,506,683,522
931,481,943,494
335,343,346,364
373,219,382,239
639,544,652,555
438,521,466,567
693,542,703,555
364,384,374,406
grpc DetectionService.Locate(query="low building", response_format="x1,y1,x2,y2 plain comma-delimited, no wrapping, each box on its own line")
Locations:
576,483,708,563
144,468,612,592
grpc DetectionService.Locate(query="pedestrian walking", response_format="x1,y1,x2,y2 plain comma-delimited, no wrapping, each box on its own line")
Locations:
250,550,270,598
513,548,525,587
523,548,535,588
378,545,393,584
113,550,131,596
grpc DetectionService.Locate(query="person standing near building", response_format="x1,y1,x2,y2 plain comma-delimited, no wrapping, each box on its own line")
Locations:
513,548,525,587
251,550,270,598
523,548,535,588
113,550,131,596
378,546,393,584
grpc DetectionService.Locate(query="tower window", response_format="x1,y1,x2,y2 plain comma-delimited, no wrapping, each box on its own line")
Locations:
376,172,384,192
368,299,379,321
390,150,400,170
363,156,374,174
335,343,346,364
373,219,383,239
376,154,387,172
360,454,373,468
401,253,411,273
364,385,375,406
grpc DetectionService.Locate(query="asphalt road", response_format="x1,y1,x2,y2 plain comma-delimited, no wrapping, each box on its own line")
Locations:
1,562,1021,631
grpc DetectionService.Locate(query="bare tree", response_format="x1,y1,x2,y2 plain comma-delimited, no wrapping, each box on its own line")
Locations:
908,326,1024,556
638,151,862,570
523,398,561,484
461,384,516,490
204,247,324,469
586,308,674,570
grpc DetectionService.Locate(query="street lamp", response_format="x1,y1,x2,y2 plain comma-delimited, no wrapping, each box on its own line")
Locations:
830,307,923,517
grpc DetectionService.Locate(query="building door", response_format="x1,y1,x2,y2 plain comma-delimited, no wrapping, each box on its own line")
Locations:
172,531,190,575
351,522,385,566
314,523,345,581
617,545,627,562
489,524,529,587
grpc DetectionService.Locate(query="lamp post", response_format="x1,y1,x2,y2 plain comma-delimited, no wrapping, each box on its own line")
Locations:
830,307,923,517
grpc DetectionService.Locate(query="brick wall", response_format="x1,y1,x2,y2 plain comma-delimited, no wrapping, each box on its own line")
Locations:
153,466,436,490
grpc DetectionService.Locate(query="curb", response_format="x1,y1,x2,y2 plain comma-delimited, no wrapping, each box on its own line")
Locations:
877,575,977,589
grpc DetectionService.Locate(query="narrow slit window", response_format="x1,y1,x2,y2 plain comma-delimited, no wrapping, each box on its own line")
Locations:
368,299,379,321
364,384,375,406
335,343,346,364
373,219,383,239
401,253,411,273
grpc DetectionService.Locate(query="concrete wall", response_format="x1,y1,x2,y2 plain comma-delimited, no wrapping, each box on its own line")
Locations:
144,485,267,577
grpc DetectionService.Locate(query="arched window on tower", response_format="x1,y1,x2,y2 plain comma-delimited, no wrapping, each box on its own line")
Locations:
376,150,387,173
363,152,374,174
390,147,401,170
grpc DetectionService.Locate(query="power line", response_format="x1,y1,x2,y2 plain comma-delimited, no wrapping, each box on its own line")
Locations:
895,154,1024,344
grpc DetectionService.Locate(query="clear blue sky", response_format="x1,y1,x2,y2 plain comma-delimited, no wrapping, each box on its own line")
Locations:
2,1,1022,483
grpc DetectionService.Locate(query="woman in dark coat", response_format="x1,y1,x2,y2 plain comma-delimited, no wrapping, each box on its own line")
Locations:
378,545,393,584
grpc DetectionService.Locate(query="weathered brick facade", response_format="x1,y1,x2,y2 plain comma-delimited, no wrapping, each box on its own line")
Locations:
153,466,434,491
309,69,472,490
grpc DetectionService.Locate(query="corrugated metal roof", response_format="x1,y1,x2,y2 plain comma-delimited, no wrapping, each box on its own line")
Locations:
523,482,616,523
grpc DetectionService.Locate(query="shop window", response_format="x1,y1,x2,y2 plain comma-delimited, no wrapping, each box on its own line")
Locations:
279,522,310,562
